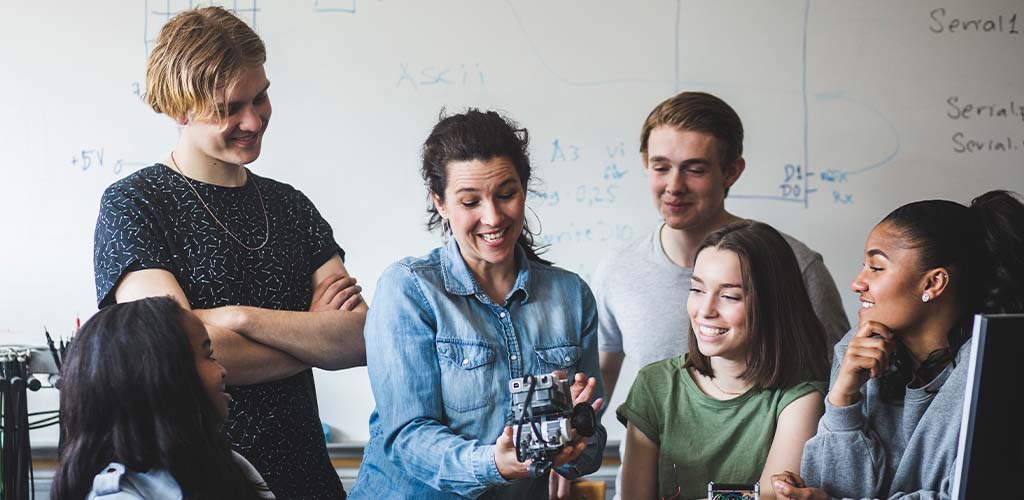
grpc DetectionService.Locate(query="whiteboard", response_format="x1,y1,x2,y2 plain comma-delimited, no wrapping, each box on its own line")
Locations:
2,0,1022,445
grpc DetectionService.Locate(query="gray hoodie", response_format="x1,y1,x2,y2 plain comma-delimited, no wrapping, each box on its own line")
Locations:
800,329,970,500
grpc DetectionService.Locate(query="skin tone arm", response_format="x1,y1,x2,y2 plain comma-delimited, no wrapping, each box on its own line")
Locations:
194,254,368,371
599,351,625,400
757,391,825,500
114,254,366,384
619,422,659,500
114,268,309,385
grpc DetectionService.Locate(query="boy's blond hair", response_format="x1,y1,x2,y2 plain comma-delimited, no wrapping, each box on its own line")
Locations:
146,6,265,122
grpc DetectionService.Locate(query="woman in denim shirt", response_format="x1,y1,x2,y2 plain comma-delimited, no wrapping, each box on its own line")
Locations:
348,109,606,499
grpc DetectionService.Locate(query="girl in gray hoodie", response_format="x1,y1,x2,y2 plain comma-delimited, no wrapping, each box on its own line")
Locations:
771,190,1024,500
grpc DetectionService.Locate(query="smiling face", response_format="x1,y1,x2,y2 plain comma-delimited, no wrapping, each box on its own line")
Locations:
178,65,271,168
432,156,526,277
181,311,230,420
852,222,929,331
687,246,750,361
644,126,744,232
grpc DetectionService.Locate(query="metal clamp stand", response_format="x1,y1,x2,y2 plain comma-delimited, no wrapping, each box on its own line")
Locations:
0,347,60,500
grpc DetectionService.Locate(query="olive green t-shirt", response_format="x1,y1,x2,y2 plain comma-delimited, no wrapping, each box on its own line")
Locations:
616,354,825,500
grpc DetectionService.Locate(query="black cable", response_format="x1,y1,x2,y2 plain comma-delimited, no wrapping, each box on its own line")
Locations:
27,417,59,429
514,375,537,463
27,419,59,430
1,366,6,499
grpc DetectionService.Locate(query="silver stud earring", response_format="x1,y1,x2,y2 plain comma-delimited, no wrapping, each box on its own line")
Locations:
922,293,931,303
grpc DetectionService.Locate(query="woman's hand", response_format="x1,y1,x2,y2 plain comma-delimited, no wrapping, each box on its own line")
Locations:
550,371,604,467
309,273,363,312
493,427,589,480
770,471,828,500
494,426,531,480
495,371,604,481
830,320,896,407
555,370,605,415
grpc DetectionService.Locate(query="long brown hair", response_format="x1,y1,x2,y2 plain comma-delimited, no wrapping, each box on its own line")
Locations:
685,221,829,389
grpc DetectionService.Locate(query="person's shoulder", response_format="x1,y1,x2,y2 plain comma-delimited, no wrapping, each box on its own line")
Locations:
526,260,595,298
637,354,686,381
593,226,661,284
87,462,182,500
527,258,582,280
745,219,823,265
602,227,659,266
779,379,828,398
101,164,170,199
951,336,975,371
248,171,295,191
379,247,444,282
247,171,307,202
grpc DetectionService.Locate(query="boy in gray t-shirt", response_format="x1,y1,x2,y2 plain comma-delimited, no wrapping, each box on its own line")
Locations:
597,91,848,403
576,91,848,500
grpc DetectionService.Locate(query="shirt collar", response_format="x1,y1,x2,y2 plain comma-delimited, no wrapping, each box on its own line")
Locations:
440,237,532,303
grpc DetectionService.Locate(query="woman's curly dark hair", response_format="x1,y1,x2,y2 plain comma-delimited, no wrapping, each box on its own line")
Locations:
420,108,550,265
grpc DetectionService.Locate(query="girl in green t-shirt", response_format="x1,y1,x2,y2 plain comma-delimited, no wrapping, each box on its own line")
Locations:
617,221,830,500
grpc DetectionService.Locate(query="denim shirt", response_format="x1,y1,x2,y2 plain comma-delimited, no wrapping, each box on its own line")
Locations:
348,238,606,500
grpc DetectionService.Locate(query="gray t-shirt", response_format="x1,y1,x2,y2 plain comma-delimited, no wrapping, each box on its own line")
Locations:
595,222,849,373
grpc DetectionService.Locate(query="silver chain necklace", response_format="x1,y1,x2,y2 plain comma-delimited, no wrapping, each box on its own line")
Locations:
170,152,270,251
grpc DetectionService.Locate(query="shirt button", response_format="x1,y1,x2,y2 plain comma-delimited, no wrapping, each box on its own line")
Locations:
499,312,507,318
462,359,470,366
564,356,571,362
510,355,518,361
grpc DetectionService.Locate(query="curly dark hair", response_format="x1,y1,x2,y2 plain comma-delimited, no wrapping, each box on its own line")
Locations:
420,108,550,264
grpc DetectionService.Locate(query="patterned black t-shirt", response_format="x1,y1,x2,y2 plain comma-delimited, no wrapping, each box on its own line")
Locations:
93,164,346,499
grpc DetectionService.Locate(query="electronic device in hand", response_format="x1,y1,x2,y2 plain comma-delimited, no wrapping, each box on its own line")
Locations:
708,481,759,500
509,373,597,478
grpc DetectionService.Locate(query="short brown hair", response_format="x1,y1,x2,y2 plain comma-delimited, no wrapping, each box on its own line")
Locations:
639,91,744,166
685,221,829,389
145,6,265,122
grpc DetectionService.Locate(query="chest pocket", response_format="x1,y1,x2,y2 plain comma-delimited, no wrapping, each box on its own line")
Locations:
436,339,496,412
534,344,581,376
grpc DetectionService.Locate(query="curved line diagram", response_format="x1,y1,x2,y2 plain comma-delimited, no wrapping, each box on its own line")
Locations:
809,92,902,178
829,95,902,176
